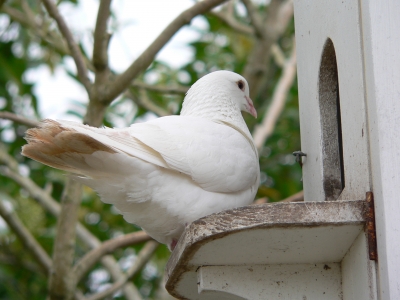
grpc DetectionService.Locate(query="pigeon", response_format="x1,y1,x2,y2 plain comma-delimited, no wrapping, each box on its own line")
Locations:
22,70,260,250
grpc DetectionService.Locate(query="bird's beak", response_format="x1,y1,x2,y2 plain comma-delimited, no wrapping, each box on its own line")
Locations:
245,96,257,118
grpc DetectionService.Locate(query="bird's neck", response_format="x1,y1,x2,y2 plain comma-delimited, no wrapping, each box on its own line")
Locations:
180,91,255,150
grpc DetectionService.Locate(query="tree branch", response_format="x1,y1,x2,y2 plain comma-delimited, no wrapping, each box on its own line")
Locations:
100,256,143,300
209,11,254,35
243,0,294,98
254,190,304,204
0,147,141,299
131,82,188,94
86,240,159,300
209,0,255,35
279,190,304,203
2,4,69,54
0,199,52,273
41,0,92,94
253,41,297,150
21,0,37,23
125,89,170,117
92,0,111,72
270,0,294,37
0,166,60,215
2,3,99,74
0,111,39,128
92,0,112,95
270,44,286,68
48,178,82,300
73,231,151,282
37,9,103,298
104,0,227,102
241,0,265,38
0,145,19,172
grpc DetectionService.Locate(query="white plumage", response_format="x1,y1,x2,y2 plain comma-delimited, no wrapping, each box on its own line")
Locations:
22,71,260,250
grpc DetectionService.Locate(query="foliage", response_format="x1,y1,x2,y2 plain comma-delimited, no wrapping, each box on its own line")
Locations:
0,0,301,299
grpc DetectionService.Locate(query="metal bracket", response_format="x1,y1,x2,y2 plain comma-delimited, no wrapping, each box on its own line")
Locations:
365,191,378,261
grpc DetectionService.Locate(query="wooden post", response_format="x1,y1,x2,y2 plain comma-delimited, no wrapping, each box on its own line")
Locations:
164,1,399,299
360,1,400,298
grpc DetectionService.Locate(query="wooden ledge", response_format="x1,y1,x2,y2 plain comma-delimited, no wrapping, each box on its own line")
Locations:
165,200,366,299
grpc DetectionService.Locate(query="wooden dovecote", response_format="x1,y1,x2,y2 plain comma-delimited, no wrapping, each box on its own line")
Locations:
166,1,400,299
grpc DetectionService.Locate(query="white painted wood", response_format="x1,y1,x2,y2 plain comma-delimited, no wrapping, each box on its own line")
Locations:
342,231,377,300
293,0,371,201
359,1,400,299
191,225,362,266
166,201,366,299
165,0,400,298
198,264,342,300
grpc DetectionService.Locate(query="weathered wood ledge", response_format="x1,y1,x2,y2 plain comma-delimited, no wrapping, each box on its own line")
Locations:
166,200,367,299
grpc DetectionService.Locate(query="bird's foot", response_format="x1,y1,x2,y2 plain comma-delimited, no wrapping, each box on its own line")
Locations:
170,239,178,251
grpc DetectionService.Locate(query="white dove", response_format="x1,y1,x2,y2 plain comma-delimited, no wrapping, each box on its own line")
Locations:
22,70,260,250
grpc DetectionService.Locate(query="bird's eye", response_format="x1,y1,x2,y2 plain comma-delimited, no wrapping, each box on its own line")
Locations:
237,80,245,91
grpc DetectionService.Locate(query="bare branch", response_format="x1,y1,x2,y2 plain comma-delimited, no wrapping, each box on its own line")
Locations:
92,0,111,72
253,190,303,205
0,149,141,299
0,200,52,273
105,0,228,102
126,89,170,117
2,4,70,54
241,0,265,38
271,0,294,36
2,4,99,74
132,82,188,95
210,11,254,35
0,147,18,173
1,5,27,25
253,41,297,150
73,231,151,282
271,44,286,68
0,166,60,215
48,179,82,300
279,190,304,203
0,111,39,128
83,100,108,127
100,256,143,300
243,0,294,98
252,197,268,204
41,0,92,93
21,0,37,22
86,240,159,300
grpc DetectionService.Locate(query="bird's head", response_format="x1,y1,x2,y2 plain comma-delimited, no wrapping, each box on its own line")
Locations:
182,70,257,118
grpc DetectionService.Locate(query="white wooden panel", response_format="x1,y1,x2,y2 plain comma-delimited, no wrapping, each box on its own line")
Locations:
342,231,377,300
166,201,365,299
360,1,400,299
190,225,362,266
294,0,371,201
198,264,342,300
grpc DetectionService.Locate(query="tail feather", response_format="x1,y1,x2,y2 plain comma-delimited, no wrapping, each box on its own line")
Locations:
22,119,116,173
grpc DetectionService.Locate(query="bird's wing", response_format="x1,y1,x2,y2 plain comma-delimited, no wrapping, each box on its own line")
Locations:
23,117,259,193
22,119,170,175
124,116,259,193
57,119,173,168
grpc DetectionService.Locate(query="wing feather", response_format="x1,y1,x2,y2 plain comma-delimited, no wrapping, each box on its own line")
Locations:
23,117,258,194
127,116,259,193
